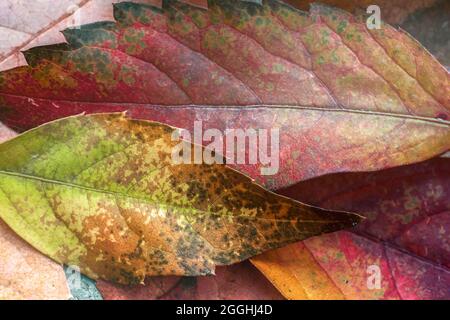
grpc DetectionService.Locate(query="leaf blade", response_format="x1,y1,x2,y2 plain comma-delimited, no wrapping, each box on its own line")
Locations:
0,113,360,284
253,158,450,300
0,0,449,188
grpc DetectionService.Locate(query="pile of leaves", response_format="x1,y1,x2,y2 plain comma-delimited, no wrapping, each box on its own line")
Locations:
0,0,448,300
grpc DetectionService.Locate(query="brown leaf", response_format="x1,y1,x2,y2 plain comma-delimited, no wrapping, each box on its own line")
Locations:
0,113,360,284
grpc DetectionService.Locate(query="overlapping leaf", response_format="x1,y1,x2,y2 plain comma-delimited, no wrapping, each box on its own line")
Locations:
0,126,70,300
0,0,448,300
0,0,448,189
97,261,285,300
0,113,359,284
0,215,70,300
0,0,167,72
0,0,254,72
252,158,450,299
0,0,99,72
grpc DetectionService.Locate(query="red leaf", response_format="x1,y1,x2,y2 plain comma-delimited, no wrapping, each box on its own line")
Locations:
280,157,449,267
253,158,450,299
0,1,448,189
97,261,284,300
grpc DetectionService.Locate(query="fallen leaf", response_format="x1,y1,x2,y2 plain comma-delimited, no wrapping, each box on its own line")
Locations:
2,115,102,300
0,113,359,284
0,1,448,189
0,0,164,72
0,0,104,72
284,1,449,67
252,158,450,299
0,125,70,300
0,0,168,72
97,261,284,300
0,220,71,300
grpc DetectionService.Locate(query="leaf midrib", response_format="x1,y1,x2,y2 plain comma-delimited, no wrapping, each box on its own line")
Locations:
0,92,448,126
0,170,338,224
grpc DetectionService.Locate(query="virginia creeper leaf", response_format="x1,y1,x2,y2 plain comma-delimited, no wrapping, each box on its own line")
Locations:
252,158,450,299
0,0,448,189
0,113,360,284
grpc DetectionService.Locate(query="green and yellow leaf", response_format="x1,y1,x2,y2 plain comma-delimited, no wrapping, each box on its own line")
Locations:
0,113,360,284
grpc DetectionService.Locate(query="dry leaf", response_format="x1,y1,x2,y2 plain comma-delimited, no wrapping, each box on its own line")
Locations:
253,158,450,300
0,113,359,284
0,1,448,190
0,126,70,300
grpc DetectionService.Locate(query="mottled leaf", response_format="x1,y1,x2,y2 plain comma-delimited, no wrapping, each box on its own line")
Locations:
97,261,284,300
0,0,448,189
285,0,450,67
0,113,359,284
0,126,70,300
252,158,450,299
0,0,163,72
